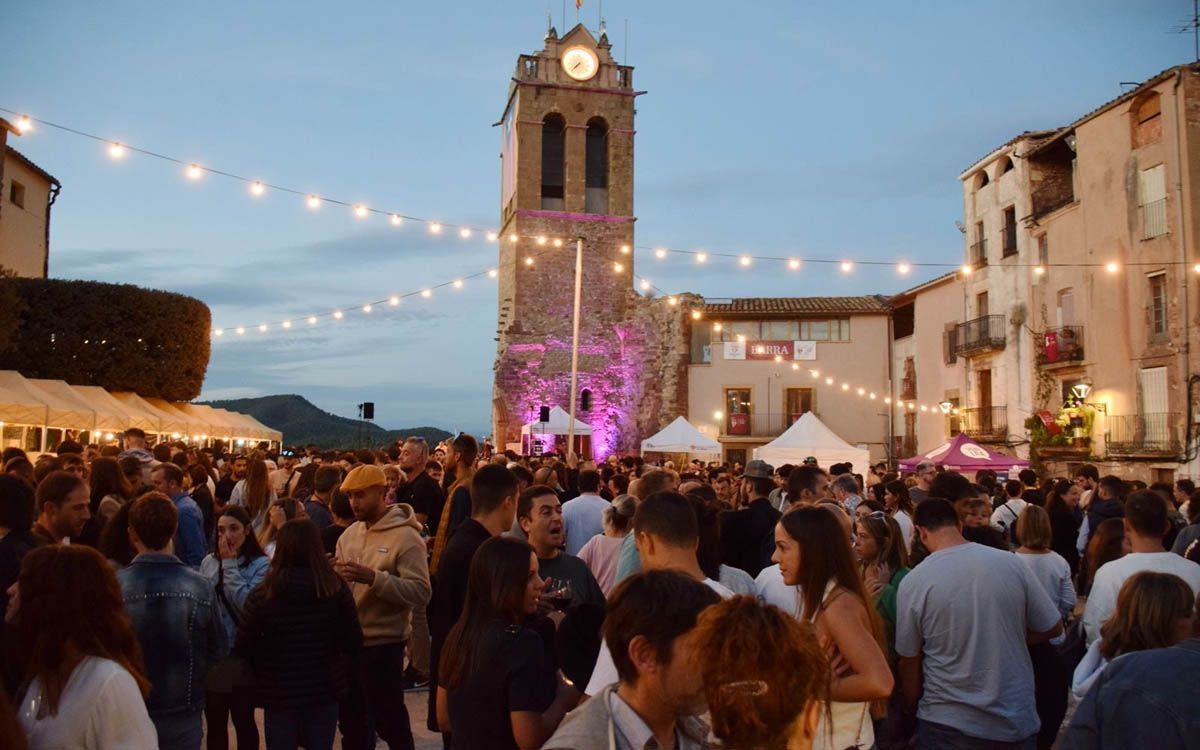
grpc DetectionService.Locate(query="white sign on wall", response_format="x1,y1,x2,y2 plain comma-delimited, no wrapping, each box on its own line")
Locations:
793,340,817,360
723,342,746,360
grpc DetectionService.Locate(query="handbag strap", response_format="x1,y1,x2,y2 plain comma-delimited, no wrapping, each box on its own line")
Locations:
214,562,242,626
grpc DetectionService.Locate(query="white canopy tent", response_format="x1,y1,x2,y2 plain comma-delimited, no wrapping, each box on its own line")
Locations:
520,406,592,457
641,416,721,456
520,406,592,436
753,412,871,471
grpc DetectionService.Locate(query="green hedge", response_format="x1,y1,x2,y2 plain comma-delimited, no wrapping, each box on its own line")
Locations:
0,277,211,401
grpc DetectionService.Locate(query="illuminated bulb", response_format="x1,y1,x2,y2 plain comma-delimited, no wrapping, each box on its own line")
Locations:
696,252,708,263
920,405,928,412
1105,261,1119,274
620,244,631,255
713,410,724,420
869,392,876,400
250,181,265,196
841,383,850,391
307,316,318,325
897,262,911,275
537,236,548,246
774,354,783,363
186,163,204,180
655,248,667,259
692,310,702,321
236,327,246,335
486,231,498,242
389,295,401,306
736,334,746,343
810,370,819,378
421,289,432,298
258,324,268,332
908,402,916,411
788,258,801,270
1194,263,1200,274
553,238,564,247
791,363,799,370
508,233,519,243
712,323,723,332
640,279,651,291
390,214,403,226
739,255,752,267
306,195,321,209
213,329,224,337
524,256,535,266
108,142,127,159
857,388,865,396
15,115,32,133
333,310,344,319
429,222,442,234
459,228,471,239
1033,265,1045,276
282,320,292,328
826,377,834,385
667,296,678,306
353,204,368,218
961,264,973,275
613,262,624,272
884,397,892,404
453,279,464,289
362,304,372,313
105,433,114,441
840,261,853,273
487,269,499,279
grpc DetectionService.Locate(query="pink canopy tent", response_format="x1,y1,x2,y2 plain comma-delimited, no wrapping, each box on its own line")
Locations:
899,432,1030,473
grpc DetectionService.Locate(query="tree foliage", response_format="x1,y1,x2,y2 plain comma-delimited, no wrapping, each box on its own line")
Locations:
0,277,211,400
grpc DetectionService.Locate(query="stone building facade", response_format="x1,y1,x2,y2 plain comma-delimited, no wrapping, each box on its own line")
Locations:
491,25,688,459
0,119,59,279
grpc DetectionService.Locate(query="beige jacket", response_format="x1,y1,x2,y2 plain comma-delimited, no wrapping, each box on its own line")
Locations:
335,503,432,646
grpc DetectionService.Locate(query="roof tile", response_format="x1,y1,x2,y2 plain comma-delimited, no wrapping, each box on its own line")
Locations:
700,296,890,315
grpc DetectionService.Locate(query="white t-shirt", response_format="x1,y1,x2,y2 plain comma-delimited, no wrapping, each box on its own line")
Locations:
584,577,732,696
990,498,1027,535
18,656,157,750
893,509,915,552
1082,551,1200,644
754,564,800,617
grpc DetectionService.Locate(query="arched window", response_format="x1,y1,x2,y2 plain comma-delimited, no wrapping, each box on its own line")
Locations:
541,113,566,210
999,156,1014,175
974,170,990,190
585,117,608,214
1132,92,1162,148
579,388,593,412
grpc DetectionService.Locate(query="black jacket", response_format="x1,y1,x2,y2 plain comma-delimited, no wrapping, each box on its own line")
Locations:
1085,498,1125,550
235,568,363,708
720,498,781,577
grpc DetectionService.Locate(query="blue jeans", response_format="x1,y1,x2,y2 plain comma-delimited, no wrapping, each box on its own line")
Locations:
264,702,338,750
916,721,1036,750
154,711,203,750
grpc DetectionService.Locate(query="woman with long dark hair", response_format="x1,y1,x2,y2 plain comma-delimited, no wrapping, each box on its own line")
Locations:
231,458,275,532
200,506,269,750
89,457,132,527
13,545,157,748
436,536,579,750
882,480,915,552
1078,518,1129,597
771,506,893,750
1045,479,1083,574
235,520,362,750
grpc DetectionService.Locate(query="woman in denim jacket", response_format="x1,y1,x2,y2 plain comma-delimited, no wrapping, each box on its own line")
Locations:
200,506,269,750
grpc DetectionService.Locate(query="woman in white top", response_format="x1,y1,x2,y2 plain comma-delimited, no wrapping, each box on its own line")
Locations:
771,506,894,750
12,545,156,750
882,479,915,552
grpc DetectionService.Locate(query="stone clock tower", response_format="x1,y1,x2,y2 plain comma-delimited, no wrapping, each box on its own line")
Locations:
492,24,687,458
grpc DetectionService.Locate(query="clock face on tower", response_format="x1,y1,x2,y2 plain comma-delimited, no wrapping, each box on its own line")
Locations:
561,46,599,81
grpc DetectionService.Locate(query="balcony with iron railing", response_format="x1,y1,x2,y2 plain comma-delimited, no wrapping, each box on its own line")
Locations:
958,406,1007,442
954,315,1006,357
969,238,988,267
1105,412,1181,456
1037,326,1085,366
723,412,814,439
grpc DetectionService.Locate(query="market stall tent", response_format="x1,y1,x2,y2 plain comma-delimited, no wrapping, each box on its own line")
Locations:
753,412,871,471
520,406,592,457
0,372,49,427
28,379,126,433
72,385,161,433
641,416,721,456
898,432,1030,474
0,371,92,429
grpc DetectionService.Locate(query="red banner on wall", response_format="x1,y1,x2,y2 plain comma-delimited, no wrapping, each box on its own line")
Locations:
746,341,794,360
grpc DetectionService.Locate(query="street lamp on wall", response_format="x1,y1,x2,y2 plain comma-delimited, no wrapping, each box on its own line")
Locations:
938,400,953,414
1070,381,1092,403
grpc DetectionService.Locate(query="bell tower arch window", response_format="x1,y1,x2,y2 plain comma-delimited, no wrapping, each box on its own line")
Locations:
541,113,566,210
585,117,609,214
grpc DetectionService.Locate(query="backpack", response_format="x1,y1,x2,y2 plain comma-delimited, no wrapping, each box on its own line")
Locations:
1000,502,1021,548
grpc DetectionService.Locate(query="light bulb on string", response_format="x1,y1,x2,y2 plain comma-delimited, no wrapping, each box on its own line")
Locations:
362,304,372,313
774,354,783,363
857,388,865,396
213,329,224,337
712,323,723,332
453,279,464,289
553,238,563,248
788,258,801,270
1033,266,1045,276
460,228,471,239
1193,263,1200,274
739,255,752,267
696,252,708,264
524,256,535,266
537,236,548,246
421,289,433,298
486,231,497,242
692,310,702,320
897,262,911,275
306,195,321,210
620,244,631,255
353,204,369,219
1105,261,1119,274
389,295,401,306
250,181,265,196
487,269,499,279
961,264,973,276
108,142,127,160
390,214,403,227
15,115,32,133
640,279,651,291
668,296,678,306
736,334,746,343
613,262,624,272
186,163,204,180
810,370,819,378
884,397,892,404
508,233,519,243
282,320,292,329
841,383,850,391
791,362,799,370
655,248,667,259
826,377,834,385
840,261,853,273
307,316,318,325
235,327,245,335
869,392,876,400
429,222,442,234
333,310,344,319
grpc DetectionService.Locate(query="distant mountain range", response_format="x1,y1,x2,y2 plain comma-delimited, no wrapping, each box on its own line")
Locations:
202,394,453,449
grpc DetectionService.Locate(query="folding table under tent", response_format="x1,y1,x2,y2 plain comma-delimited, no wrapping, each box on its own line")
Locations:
640,416,722,456
753,412,871,472
520,406,592,458
898,432,1030,476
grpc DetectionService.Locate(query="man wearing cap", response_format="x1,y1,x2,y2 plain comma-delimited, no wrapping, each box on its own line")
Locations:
719,459,782,577
334,464,432,750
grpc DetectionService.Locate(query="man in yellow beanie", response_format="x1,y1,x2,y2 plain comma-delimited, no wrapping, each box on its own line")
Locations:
334,463,431,750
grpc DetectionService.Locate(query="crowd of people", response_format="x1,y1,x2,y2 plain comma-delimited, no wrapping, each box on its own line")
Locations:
2,429,1200,750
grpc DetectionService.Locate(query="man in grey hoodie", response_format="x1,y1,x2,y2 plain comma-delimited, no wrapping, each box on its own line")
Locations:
541,570,719,750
